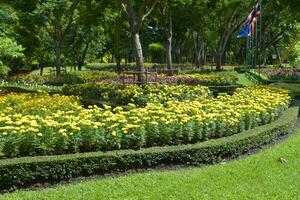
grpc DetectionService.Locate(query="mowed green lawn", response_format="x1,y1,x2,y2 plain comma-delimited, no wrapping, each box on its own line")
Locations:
1,127,300,200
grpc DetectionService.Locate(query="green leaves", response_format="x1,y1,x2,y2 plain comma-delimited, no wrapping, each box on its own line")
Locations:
0,37,24,77
0,37,24,59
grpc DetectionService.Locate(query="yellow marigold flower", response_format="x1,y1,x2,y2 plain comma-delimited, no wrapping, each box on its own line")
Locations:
112,131,117,137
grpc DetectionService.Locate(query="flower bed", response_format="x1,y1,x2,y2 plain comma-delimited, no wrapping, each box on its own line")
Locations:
104,73,238,86
62,83,210,106
252,68,300,82
0,106,298,191
0,86,290,158
8,71,237,87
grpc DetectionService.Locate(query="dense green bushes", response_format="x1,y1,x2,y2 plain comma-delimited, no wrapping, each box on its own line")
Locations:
0,106,297,191
6,71,118,87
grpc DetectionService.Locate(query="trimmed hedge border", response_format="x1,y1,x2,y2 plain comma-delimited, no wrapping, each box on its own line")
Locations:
0,86,61,94
245,71,269,85
0,106,298,191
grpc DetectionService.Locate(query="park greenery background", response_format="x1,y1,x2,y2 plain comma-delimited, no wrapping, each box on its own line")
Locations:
0,0,299,77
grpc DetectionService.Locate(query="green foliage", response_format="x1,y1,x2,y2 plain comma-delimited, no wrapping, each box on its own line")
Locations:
0,37,24,59
45,74,84,86
0,4,18,37
0,61,9,77
148,43,165,63
245,71,268,85
0,37,24,74
0,106,297,191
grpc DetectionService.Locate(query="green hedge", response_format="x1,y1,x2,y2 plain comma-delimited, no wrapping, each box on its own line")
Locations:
245,71,266,85
209,85,241,96
0,106,298,191
0,85,61,94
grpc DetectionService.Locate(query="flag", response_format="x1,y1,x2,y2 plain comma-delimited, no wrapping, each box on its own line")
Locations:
249,17,257,37
237,2,261,39
237,24,250,38
244,3,260,26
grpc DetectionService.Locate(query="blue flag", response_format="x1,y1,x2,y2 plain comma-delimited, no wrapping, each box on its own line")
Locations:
237,24,250,38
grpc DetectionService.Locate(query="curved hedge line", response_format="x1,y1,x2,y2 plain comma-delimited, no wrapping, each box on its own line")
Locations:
0,106,298,191
245,71,268,85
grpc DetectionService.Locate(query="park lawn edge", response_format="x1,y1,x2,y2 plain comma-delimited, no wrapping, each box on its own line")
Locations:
0,106,298,191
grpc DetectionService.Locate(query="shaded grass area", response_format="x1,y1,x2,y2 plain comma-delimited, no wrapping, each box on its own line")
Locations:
1,127,300,199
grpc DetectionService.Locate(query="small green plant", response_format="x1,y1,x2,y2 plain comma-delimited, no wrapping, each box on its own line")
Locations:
148,43,165,63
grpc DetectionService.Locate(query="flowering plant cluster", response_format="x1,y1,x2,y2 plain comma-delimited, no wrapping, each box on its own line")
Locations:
0,86,290,158
62,83,210,106
253,68,300,82
101,73,238,86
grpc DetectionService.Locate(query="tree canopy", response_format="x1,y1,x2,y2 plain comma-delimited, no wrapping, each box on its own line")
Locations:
0,0,299,78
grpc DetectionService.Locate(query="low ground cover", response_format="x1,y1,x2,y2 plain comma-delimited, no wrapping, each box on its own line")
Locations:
251,68,300,82
0,86,291,158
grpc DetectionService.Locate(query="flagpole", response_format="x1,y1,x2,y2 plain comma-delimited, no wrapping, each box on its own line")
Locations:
246,36,249,68
255,18,258,68
259,0,263,67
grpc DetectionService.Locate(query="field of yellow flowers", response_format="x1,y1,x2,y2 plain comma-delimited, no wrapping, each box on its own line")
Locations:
0,86,291,158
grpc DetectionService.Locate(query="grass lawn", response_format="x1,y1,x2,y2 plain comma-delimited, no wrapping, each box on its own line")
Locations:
1,126,300,200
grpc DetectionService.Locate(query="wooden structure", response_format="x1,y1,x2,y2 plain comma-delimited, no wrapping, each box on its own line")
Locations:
122,70,158,85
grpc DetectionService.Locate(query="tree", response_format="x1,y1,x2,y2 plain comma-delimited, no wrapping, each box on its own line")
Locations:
119,0,157,83
0,37,24,76
34,0,81,76
63,1,109,71
206,0,247,70
258,0,300,66
157,0,173,73
0,3,24,76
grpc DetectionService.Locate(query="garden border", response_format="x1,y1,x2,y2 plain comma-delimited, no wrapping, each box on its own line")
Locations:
245,71,300,85
0,106,298,191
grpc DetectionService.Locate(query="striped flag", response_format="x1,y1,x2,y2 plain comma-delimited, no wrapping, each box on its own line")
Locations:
237,3,261,38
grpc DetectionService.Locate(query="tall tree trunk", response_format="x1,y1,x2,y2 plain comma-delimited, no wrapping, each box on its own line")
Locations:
116,52,122,73
120,0,157,84
55,41,62,76
39,64,44,76
133,32,146,83
165,11,173,75
77,43,89,71
215,53,222,71
273,44,282,67
201,43,206,67
166,37,173,74
114,13,122,73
